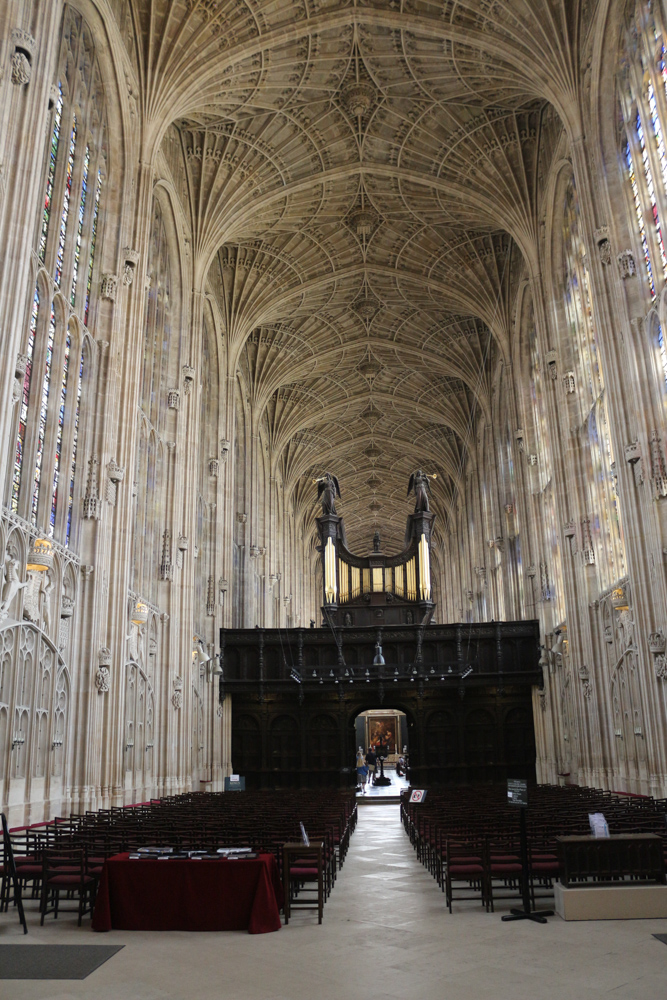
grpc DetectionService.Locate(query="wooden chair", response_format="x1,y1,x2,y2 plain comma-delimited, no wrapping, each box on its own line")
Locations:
1,814,27,933
444,839,487,913
40,848,96,926
283,841,324,925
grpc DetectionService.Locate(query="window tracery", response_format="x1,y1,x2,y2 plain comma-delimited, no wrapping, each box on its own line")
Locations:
6,6,107,550
562,180,625,589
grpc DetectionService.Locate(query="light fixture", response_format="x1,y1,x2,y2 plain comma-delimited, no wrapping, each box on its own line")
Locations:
27,537,53,571
551,630,564,656
131,601,148,625
373,643,385,667
194,640,211,668
211,654,223,677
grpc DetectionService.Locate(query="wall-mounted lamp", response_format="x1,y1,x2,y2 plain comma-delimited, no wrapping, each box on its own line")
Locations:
27,537,53,572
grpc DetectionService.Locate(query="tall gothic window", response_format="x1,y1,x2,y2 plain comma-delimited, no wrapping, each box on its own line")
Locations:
562,180,625,588
6,6,107,548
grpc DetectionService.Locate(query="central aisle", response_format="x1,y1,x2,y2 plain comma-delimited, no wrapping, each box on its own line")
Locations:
6,804,667,1000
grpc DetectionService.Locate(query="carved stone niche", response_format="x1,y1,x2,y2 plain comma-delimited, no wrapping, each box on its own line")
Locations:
528,454,538,466
649,630,666,654
182,366,195,394
625,439,644,487
545,349,558,380
617,250,636,279
515,428,524,452
172,676,183,710
236,512,247,524
594,226,612,267
122,248,140,286
105,458,124,505
220,439,230,461
10,29,35,85
209,458,219,477
563,371,576,394
100,273,118,301
167,388,180,410
95,665,110,694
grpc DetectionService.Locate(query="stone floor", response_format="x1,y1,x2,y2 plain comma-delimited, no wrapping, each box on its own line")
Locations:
357,770,410,798
2,805,667,999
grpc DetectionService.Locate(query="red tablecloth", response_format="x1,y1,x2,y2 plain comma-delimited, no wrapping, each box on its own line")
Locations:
92,853,283,933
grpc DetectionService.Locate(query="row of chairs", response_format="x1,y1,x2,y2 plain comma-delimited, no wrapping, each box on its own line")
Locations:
2,790,358,927
402,783,667,911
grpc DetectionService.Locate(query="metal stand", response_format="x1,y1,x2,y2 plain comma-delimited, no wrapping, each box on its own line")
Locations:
374,743,392,786
501,806,553,924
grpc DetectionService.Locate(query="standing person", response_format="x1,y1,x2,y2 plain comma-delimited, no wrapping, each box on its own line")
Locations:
356,747,368,792
365,746,377,787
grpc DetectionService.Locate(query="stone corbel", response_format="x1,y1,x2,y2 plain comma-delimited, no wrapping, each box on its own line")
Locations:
545,349,558,381
96,647,111,694
122,248,140,285
593,226,612,267
83,455,101,519
100,273,118,300
182,365,195,395
617,250,636,279
106,459,124,505
172,676,183,710
649,630,667,679
625,439,644,487
10,29,35,85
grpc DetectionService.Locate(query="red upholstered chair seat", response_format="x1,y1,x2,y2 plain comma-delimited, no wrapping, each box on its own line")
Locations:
449,864,484,875
47,873,95,886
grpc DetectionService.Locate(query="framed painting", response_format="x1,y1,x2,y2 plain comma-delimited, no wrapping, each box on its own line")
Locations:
367,715,399,754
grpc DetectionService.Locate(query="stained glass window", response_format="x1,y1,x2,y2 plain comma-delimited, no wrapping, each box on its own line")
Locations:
66,348,84,547
38,84,63,264
647,81,667,194
658,321,667,384
84,168,102,325
50,333,70,534
636,110,667,281
31,307,56,526
70,144,89,306
11,288,39,511
625,139,656,297
54,116,76,287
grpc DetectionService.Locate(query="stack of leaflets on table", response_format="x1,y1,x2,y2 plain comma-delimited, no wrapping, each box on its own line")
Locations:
217,847,255,859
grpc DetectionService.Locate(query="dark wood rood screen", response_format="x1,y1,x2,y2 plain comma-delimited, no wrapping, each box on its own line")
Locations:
219,621,542,789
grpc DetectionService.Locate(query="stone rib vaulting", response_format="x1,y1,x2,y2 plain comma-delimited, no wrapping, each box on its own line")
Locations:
2,0,667,822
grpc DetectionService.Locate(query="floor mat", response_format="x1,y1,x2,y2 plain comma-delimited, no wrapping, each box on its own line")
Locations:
0,944,124,979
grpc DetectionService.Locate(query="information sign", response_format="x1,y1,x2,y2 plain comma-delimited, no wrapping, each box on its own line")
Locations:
507,778,528,807
410,789,427,803
224,775,245,791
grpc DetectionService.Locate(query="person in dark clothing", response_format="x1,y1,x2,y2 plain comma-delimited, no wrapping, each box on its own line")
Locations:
365,747,377,784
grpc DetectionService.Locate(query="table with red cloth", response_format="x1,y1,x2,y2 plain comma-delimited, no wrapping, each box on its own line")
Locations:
92,852,283,933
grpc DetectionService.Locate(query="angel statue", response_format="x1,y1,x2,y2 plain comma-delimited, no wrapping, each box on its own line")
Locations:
315,472,341,515
407,469,434,513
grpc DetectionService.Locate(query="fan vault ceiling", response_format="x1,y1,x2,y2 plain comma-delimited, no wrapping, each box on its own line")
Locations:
128,0,588,551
